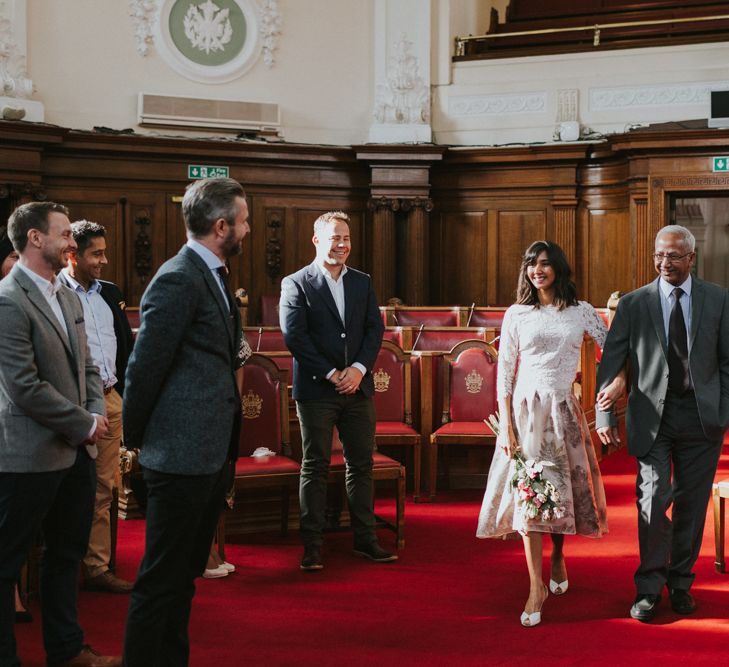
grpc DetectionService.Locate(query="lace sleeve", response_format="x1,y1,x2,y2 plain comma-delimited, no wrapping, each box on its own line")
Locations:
580,301,608,349
235,331,252,369
497,306,519,400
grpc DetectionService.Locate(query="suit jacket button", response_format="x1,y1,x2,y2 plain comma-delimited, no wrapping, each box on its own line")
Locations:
313,376,317,380
340,333,346,338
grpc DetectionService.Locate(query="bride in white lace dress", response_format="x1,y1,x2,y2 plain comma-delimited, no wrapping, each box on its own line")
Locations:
476,241,624,627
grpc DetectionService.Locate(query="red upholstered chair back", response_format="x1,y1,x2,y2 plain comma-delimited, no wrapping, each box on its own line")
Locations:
238,354,290,457
244,327,289,352
126,307,140,331
412,328,488,352
442,341,498,423
372,341,412,424
394,307,461,327
260,295,280,326
469,308,506,328
382,327,405,348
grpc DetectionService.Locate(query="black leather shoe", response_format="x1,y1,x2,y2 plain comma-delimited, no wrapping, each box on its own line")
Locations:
300,547,323,571
352,542,398,563
669,588,697,615
630,594,661,622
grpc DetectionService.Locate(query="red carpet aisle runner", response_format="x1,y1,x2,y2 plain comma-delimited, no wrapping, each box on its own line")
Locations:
15,446,729,667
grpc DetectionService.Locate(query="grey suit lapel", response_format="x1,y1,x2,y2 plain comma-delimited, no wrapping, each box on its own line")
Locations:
181,246,236,350
57,288,82,362
14,269,74,358
647,279,668,357
307,262,343,324
689,278,705,350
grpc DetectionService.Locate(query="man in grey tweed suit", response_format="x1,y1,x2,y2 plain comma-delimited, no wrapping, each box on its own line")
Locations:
0,201,117,666
122,178,249,667
597,224,729,623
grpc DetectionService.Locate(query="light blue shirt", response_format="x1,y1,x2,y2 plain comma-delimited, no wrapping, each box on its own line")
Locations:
659,275,692,351
61,269,117,388
186,239,230,310
16,263,68,338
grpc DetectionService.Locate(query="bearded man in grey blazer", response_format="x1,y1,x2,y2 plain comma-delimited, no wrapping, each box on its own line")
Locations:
596,224,729,623
122,178,248,667
0,202,117,666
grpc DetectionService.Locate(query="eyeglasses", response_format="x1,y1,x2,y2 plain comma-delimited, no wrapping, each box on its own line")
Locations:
653,252,693,263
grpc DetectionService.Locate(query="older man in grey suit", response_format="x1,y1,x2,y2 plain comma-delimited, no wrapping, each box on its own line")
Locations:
122,178,249,667
0,202,117,667
596,224,729,622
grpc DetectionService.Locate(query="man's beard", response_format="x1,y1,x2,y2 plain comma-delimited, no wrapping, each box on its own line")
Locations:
221,228,243,258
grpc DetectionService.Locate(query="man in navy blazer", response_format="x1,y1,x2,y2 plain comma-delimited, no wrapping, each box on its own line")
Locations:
280,211,394,571
122,178,248,666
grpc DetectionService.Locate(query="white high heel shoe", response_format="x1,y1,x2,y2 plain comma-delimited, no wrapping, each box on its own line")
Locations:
549,578,569,595
521,585,548,627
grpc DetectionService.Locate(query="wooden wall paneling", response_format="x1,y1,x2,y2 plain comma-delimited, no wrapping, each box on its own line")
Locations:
584,209,632,305
438,210,488,306
493,209,548,305
126,193,168,307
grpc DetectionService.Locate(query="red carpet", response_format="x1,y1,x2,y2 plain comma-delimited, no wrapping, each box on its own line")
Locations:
15,446,729,666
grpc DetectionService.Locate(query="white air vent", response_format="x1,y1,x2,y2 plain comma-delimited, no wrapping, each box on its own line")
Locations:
137,93,280,133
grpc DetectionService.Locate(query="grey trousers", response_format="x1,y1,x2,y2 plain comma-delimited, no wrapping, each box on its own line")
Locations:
635,389,723,594
296,394,376,549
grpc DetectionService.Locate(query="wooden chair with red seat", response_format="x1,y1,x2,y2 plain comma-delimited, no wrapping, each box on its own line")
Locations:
372,340,422,501
221,354,300,552
259,294,280,326
429,339,498,500
328,427,406,550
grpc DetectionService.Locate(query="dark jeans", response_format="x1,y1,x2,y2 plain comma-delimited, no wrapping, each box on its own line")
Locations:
296,394,376,549
0,450,96,667
635,390,723,594
123,465,227,667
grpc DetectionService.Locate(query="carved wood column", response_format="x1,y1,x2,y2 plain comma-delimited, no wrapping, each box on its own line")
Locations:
552,200,577,269
402,197,433,304
634,197,651,286
367,197,398,303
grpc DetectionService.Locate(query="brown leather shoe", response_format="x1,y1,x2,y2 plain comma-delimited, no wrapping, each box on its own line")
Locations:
55,645,121,667
83,571,134,594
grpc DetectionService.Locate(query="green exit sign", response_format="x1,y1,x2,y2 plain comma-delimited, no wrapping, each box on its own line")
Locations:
712,156,729,172
187,165,229,179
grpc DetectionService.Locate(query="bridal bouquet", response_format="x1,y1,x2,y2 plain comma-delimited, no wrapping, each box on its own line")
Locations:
486,412,565,524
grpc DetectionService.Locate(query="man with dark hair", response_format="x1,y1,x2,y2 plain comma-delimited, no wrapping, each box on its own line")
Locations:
280,211,395,571
0,201,120,666
58,220,135,594
122,177,248,666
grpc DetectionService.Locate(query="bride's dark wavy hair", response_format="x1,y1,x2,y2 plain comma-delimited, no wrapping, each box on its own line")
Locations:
515,240,578,310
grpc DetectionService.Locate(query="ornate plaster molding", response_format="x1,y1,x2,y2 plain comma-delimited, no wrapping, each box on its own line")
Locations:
449,92,546,116
0,1,32,98
589,81,729,111
258,0,281,68
128,0,158,57
373,34,429,125
130,0,281,70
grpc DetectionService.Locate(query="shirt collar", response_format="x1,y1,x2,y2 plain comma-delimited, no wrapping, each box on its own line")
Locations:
61,268,101,294
316,261,348,283
187,238,224,271
17,262,62,297
659,274,692,300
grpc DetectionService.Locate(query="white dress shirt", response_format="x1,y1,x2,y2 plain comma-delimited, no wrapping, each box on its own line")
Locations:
317,263,367,380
